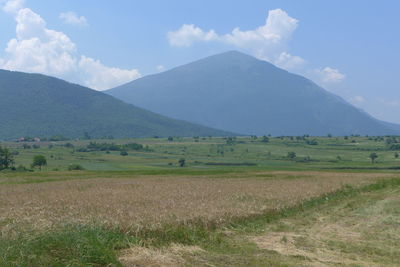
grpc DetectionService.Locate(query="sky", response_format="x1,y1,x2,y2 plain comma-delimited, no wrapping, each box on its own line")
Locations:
0,0,399,123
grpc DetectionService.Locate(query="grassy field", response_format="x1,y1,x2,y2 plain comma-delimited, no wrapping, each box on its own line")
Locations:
2,135,400,172
1,136,400,266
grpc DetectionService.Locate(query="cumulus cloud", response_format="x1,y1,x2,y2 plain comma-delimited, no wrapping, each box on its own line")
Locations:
59,11,88,27
315,67,346,84
274,52,305,70
0,1,140,90
168,9,303,70
78,56,140,90
3,8,77,75
2,0,24,14
221,9,298,49
168,9,297,49
168,24,217,47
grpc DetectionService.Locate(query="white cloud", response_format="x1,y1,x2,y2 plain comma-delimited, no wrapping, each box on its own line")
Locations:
274,52,305,70
78,56,140,90
168,9,297,50
59,11,88,27
156,65,165,72
0,1,140,90
168,9,299,69
2,0,24,14
167,24,217,47
351,95,366,104
315,67,346,83
221,9,298,49
3,8,77,75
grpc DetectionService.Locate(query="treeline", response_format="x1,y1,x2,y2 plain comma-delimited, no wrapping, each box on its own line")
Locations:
15,133,116,142
76,142,151,152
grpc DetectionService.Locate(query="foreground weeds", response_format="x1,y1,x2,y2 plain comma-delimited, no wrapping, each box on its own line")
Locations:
0,225,136,266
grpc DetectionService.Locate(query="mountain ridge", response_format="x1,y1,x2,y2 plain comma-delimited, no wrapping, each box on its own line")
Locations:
0,69,232,140
107,51,400,136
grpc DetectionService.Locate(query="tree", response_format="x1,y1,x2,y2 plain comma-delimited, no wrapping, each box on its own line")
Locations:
22,144,31,149
369,152,378,163
178,158,186,167
226,137,235,145
31,155,47,170
395,152,399,159
0,146,14,170
68,164,85,171
287,151,296,160
261,136,269,143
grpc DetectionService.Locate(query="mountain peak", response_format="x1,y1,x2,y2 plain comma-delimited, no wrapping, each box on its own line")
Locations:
191,50,265,67
107,52,400,136
210,50,257,59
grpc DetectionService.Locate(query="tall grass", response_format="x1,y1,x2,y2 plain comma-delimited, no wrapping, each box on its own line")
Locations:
0,225,136,266
2,177,398,266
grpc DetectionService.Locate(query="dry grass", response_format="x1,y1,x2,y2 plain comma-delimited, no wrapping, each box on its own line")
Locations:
0,171,395,233
119,244,203,267
252,185,400,266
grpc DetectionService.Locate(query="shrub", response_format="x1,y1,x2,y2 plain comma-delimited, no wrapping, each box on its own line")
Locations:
64,143,74,148
390,144,400,150
68,164,85,171
178,158,186,167
287,152,296,160
15,165,30,172
305,139,318,145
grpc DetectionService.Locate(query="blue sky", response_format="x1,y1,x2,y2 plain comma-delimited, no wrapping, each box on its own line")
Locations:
1,0,399,123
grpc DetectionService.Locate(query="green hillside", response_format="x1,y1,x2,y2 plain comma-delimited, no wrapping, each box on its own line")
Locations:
107,51,400,136
0,70,231,140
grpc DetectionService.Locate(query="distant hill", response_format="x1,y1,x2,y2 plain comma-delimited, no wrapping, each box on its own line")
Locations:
0,70,231,140
107,51,400,136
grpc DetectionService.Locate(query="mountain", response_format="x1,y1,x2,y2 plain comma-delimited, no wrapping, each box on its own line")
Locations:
107,51,400,136
0,69,231,140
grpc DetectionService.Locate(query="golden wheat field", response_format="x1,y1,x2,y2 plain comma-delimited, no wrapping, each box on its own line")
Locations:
0,171,395,233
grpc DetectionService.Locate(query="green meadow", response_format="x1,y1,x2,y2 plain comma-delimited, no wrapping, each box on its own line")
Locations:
3,135,400,172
